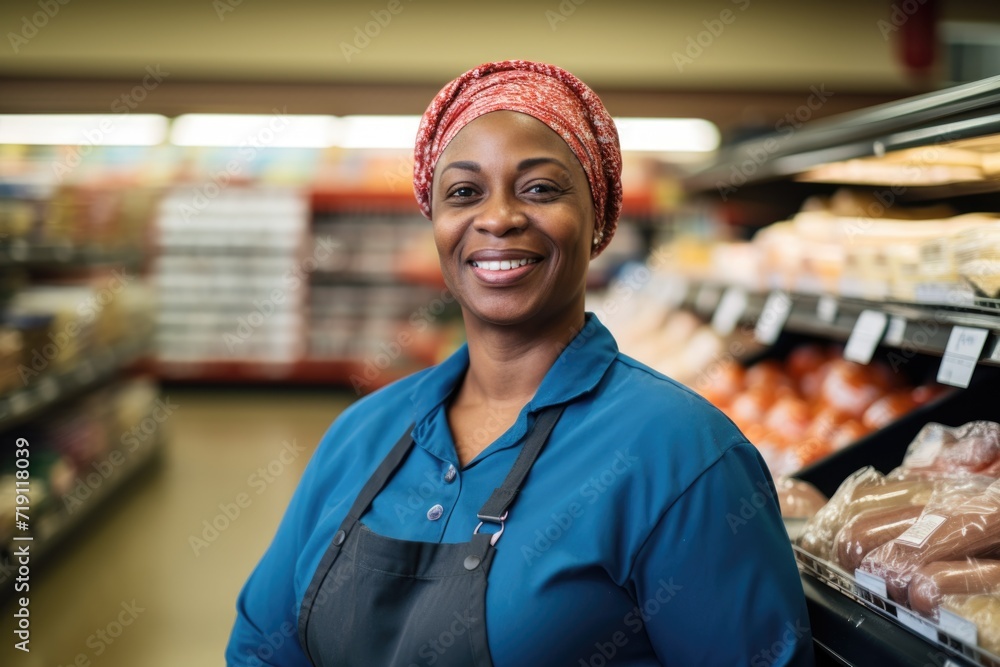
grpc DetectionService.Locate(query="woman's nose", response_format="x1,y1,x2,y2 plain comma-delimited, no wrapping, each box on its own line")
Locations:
473,192,527,237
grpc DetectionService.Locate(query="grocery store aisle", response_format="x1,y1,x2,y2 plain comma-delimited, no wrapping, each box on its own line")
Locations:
1,387,355,667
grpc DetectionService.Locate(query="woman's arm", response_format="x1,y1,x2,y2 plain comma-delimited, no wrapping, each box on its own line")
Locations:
628,441,815,666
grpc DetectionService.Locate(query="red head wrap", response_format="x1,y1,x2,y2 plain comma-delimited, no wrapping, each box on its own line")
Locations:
413,60,622,257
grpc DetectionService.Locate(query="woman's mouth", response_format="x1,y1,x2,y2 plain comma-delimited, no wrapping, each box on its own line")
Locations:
467,257,541,284
469,258,538,271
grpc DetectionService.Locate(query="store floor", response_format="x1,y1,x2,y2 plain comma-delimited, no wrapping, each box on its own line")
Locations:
2,387,356,667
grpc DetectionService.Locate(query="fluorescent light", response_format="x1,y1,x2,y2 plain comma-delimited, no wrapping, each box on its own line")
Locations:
614,117,720,153
0,114,168,146
336,115,422,149
170,113,338,148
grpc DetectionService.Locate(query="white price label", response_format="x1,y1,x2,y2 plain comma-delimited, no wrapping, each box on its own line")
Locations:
896,607,939,641
854,569,888,599
937,326,989,389
754,291,792,345
711,287,748,336
884,316,907,347
939,608,978,646
816,295,838,324
896,514,946,547
695,284,722,315
844,310,889,365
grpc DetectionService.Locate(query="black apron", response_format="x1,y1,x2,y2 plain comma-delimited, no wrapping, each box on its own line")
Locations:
298,405,565,667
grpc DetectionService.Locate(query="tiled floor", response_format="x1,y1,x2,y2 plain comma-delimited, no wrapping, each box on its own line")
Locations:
1,387,354,667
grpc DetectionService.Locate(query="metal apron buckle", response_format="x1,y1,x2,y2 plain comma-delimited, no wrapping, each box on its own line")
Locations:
473,511,508,546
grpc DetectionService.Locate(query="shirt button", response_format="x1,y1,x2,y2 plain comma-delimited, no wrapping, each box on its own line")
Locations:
444,465,457,483
427,504,444,521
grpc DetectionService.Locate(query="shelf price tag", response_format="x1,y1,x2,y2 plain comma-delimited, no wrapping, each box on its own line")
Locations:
937,326,989,389
884,316,907,347
711,287,748,336
854,569,888,599
754,291,792,345
895,608,938,641
939,608,978,646
844,310,889,365
816,295,838,324
694,284,722,316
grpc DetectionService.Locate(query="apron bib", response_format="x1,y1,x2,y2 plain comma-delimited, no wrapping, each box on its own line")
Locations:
298,405,565,666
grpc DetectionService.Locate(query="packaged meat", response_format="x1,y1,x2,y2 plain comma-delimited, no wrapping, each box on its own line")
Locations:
860,481,1000,604
900,421,1000,474
776,477,828,519
797,467,933,561
833,504,925,572
909,559,1000,619
940,594,1000,654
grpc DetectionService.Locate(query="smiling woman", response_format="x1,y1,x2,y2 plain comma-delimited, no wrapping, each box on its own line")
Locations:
227,60,815,667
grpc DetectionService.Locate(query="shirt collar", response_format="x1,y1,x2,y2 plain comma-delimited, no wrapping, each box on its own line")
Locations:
409,312,618,428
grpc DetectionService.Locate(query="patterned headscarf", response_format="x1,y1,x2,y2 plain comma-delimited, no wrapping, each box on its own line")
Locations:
413,60,622,257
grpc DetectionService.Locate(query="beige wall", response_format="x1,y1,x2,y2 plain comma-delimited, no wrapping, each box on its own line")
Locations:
2,0,998,90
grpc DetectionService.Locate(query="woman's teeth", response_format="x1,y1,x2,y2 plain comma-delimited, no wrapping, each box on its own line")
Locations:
471,258,538,271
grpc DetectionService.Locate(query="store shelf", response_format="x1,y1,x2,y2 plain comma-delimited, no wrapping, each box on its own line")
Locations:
0,334,153,431
154,358,389,386
0,241,144,269
677,279,1000,370
685,75,1000,194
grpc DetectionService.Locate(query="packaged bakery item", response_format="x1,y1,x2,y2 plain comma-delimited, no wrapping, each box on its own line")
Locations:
939,594,1000,653
860,479,1000,604
797,467,933,561
909,559,1000,619
776,477,828,519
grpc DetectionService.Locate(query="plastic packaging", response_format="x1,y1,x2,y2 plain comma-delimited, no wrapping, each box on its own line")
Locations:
900,422,1000,475
909,559,1000,619
833,504,925,572
940,594,1000,654
860,480,1000,604
776,477,828,519
797,467,933,561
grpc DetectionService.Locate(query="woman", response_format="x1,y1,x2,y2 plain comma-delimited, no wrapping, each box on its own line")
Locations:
227,60,813,666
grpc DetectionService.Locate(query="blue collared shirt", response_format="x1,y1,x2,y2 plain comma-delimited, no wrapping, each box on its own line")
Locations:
227,314,813,666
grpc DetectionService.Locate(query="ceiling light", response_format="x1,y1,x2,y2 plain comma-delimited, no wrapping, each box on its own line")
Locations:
169,113,338,148
0,114,168,146
614,117,720,153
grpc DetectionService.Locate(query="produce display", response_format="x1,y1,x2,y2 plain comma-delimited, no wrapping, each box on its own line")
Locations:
694,343,946,476
796,420,1000,645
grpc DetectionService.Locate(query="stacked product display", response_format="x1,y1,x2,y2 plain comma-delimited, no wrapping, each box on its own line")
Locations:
0,163,163,596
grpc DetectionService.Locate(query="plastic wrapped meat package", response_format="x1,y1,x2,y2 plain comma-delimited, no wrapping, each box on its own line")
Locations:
899,421,1000,476
940,594,1000,654
775,477,828,519
908,560,1000,619
859,477,1000,605
796,466,935,562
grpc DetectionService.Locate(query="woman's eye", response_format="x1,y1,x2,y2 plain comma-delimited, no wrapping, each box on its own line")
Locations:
526,183,561,196
449,186,477,198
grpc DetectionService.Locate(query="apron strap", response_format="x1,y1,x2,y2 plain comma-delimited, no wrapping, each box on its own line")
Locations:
345,425,416,522
477,404,566,524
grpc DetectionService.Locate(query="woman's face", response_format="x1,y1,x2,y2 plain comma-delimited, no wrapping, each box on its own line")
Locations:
430,110,595,332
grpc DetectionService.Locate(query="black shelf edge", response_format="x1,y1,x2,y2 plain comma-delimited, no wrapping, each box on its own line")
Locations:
0,333,154,432
0,242,144,269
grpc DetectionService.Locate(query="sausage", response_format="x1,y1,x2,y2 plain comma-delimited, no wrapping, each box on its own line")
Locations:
909,560,1000,618
860,484,1000,604
940,594,1000,654
833,504,924,572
